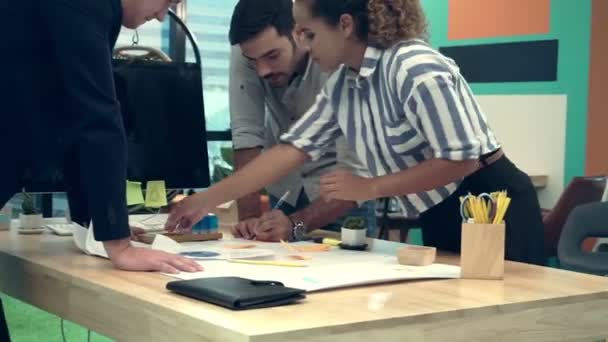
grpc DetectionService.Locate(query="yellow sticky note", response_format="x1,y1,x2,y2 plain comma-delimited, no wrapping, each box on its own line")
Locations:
126,181,145,206
145,180,168,208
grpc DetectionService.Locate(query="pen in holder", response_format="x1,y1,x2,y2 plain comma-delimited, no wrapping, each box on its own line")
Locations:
459,191,510,280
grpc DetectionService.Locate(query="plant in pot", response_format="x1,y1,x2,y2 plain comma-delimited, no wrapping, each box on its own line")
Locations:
341,216,367,247
19,192,44,232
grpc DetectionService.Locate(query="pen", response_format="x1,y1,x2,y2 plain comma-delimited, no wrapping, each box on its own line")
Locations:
249,190,291,239
273,190,291,210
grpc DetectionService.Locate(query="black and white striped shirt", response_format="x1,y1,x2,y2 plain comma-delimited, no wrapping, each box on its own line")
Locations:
281,40,501,216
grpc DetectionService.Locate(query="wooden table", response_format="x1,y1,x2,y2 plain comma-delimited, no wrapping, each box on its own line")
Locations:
0,230,607,342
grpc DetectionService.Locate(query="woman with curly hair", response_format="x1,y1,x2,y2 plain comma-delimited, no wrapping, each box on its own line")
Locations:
167,0,545,265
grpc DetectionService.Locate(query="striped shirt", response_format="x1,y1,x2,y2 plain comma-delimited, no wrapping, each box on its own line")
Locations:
281,40,501,217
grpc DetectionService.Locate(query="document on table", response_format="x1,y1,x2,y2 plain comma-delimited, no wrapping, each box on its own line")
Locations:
72,230,460,292
166,240,461,292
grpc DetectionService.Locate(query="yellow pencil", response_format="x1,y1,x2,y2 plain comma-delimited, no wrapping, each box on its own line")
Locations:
493,196,511,224
480,198,489,223
494,197,511,224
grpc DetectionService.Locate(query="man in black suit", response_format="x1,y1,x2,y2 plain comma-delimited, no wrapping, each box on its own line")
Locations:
0,0,202,274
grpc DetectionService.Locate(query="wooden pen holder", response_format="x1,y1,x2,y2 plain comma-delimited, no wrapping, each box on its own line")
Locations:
460,222,505,280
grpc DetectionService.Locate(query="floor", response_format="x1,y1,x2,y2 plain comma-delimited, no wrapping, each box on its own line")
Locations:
1,294,111,342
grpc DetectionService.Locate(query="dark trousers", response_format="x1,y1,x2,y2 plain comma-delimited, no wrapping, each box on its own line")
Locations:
419,156,545,265
0,297,11,342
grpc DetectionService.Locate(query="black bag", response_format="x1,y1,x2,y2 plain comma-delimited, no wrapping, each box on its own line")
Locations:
112,10,210,190
166,277,306,310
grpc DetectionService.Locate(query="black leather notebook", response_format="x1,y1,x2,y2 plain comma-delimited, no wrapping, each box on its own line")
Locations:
166,277,306,310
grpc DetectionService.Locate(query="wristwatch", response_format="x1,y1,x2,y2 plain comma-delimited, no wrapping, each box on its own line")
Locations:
292,221,307,241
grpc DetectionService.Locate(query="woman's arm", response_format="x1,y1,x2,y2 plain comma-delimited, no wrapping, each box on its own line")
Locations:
166,144,309,230
373,158,478,198
321,158,478,201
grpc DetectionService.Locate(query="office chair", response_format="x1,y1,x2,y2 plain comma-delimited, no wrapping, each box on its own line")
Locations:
558,201,608,275
543,176,607,257
377,198,420,243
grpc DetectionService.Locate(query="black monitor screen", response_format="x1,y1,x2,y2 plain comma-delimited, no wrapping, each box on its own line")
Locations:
25,59,210,192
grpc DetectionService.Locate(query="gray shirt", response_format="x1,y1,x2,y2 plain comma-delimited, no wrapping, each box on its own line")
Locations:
229,45,366,206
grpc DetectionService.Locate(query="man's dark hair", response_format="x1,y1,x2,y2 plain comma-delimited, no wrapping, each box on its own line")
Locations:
229,0,295,46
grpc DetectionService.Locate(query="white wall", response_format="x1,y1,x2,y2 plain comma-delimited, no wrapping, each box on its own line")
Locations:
476,95,568,209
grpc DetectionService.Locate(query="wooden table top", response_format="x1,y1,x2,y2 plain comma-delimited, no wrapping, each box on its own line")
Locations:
0,230,606,342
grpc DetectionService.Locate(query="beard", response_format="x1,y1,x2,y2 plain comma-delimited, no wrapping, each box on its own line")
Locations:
264,73,289,87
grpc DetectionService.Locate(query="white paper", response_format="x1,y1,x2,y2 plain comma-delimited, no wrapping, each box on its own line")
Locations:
150,234,183,254
73,228,276,261
72,223,108,258
216,200,235,210
72,223,151,259
71,229,460,292
72,223,88,252
166,240,461,292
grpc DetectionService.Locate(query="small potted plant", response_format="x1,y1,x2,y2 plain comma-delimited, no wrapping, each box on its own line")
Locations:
19,192,44,231
341,216,367,246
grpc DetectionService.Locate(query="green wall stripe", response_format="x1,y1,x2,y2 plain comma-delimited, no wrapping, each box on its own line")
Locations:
421,0,592,185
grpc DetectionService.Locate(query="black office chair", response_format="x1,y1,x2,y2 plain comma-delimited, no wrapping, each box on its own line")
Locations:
376,198,420,243
557,201,608,275
543,176,607,257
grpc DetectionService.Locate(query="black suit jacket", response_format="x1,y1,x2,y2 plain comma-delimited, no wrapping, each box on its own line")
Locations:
0,0,130,241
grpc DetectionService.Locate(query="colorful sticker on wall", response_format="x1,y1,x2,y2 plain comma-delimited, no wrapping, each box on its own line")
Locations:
145,180,168,208
448,0,551,40
126,181,145,206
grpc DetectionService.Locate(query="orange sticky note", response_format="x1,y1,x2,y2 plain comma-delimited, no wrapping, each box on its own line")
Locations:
288,255,313,260
293,245,331,252
223,244,256,249
280,240,332,252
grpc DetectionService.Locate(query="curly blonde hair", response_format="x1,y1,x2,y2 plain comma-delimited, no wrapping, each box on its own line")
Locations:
368,0,428,48
300,0,428,49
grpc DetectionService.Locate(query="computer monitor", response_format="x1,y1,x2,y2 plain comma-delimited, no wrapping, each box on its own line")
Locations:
25,60,211,193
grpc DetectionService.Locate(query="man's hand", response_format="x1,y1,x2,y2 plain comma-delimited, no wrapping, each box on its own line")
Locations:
320,170,378,201
254,210,292,242
130,226,146,242
103,238,203,273
165,192,211,232
231,217,261,240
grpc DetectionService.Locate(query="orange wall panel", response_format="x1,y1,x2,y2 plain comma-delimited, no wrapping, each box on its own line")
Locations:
586,0,608,176
448,0,551,40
